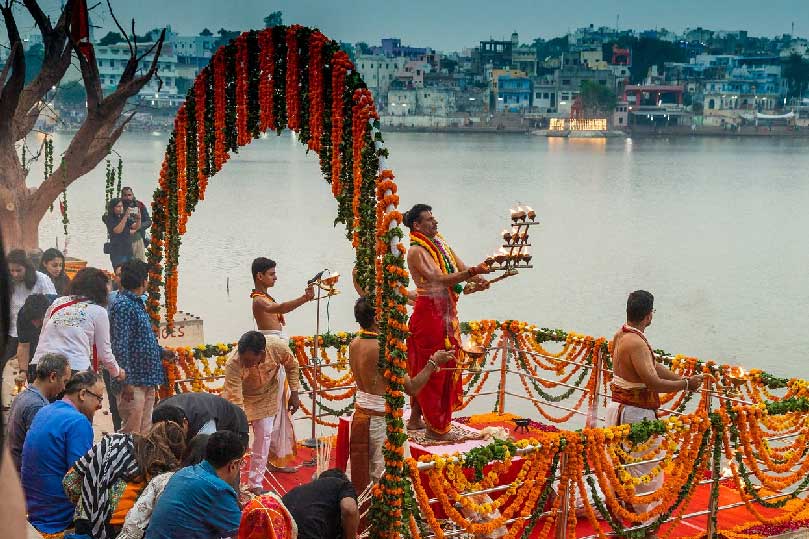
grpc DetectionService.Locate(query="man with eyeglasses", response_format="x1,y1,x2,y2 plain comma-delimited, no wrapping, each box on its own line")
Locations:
21,370,106,536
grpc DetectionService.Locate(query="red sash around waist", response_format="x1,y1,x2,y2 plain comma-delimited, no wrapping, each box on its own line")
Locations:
610,382,660,411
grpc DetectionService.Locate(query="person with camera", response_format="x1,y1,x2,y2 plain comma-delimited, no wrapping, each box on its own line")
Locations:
102,197,139,270
121,187,151,262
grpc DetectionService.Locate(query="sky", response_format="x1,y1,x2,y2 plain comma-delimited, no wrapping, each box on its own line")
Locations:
12,0,809,52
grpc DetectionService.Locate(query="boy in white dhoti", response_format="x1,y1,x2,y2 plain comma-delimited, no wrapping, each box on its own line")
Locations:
250,256,313,473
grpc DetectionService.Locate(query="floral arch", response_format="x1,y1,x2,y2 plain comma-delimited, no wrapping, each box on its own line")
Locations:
146,25,409,537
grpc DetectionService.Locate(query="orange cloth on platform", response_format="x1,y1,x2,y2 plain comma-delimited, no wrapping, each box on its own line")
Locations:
407,294,462,435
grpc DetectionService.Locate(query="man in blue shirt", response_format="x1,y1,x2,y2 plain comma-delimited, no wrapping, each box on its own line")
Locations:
109,260,172,434
146,430,245,539
6,353,71,472
21,370,106,535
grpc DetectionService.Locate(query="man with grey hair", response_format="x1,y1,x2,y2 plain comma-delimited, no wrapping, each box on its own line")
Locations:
6,353,71,472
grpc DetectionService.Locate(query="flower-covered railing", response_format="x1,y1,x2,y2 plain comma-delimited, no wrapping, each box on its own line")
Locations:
156,320,809,538
406,320,809,539
157,334,360,424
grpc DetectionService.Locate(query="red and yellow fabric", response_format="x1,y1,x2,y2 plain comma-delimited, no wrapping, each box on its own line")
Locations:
238,492,297,539
407,294,462,434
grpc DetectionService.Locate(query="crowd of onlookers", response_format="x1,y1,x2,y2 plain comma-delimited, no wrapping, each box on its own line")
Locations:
0,189,358,539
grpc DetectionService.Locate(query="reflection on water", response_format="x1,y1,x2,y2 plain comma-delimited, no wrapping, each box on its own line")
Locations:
31,131,809,381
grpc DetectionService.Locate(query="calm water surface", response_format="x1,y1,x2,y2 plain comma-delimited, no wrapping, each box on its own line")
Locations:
36,132,809,382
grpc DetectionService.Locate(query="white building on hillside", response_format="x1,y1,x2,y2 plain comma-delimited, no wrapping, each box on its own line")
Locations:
95,40,181,108
355,54,406,107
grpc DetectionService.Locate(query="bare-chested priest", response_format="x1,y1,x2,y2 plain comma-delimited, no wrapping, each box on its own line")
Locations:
348,297,454,494
404,203,492,440
609,290,704,524
250,257,314,472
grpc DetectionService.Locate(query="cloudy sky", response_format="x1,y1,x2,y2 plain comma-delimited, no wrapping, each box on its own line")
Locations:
15,0,809,51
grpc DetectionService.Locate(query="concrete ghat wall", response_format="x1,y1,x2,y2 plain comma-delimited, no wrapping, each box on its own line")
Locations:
381,115,479,128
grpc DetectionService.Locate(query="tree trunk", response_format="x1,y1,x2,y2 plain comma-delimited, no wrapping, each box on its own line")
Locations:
0,179,44,251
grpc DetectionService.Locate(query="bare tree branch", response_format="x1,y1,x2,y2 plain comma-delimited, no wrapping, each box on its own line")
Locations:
105,0,132,56
106,29,165,108
70,35,103,112
13,0,74,141
23,135,46,169
22,0,53,38
0,41,19,87
0,5,25,132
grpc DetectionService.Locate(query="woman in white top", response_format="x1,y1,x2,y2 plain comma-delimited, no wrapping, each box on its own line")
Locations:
33,267,125,381
5,249,56,361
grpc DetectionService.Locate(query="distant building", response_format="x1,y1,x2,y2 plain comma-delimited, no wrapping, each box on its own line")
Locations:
510,32,538,76
95,35,181,108
473,39,513,74
555,64,616,115
702,65,784,113
613,101,629,128
532,79,558,114
568,24,622,52
496,73,532,112
623,84,689,127
398,59,431,88
387,87,455,116
580,49,608,70
174,34,218,92
372,38,432,59
780,38,809,58
356,54,406,106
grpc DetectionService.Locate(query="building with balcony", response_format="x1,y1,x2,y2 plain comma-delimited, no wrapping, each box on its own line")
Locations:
94,39,181,108
495,74,532,112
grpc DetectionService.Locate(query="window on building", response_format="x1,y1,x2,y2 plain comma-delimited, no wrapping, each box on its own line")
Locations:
599,80,606,85
544,92,549,98
361,64,365,69
619,117,624,124
562,79,571,86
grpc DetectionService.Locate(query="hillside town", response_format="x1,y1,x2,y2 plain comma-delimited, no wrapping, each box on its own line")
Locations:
13,16,809,135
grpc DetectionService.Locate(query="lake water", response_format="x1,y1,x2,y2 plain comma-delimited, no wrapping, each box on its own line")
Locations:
35,132,809,381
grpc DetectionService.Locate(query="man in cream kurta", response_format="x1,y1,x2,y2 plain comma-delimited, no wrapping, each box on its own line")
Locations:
222,331,301,494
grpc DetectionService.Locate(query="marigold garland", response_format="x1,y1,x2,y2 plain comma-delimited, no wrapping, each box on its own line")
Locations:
235,34,251,146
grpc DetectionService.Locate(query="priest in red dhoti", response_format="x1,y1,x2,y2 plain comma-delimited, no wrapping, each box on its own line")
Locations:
403,203,492,440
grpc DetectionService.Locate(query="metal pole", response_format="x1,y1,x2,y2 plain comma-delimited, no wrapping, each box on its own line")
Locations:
303,285,322,453
498,333,510,414
555,452,570,539
706,376,719,538
586,344,602,429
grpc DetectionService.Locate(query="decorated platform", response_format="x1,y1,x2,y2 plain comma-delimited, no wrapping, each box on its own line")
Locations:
130,320,809,539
